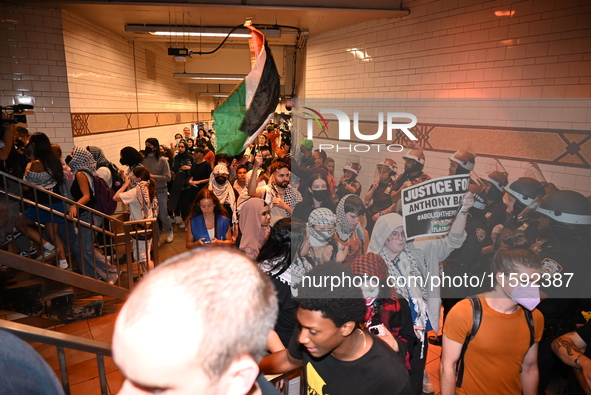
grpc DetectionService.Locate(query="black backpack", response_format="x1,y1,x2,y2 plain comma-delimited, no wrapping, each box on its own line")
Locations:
85,146,123,192
105,162,124,192
455,296,535,388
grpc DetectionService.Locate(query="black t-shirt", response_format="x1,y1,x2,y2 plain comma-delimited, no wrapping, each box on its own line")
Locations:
190,161,211,193
288,327,413,395
270,276,298,347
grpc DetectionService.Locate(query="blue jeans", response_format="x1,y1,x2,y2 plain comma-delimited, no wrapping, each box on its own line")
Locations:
59,210,118,283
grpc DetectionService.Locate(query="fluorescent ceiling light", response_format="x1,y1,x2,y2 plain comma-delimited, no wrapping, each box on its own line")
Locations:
200,92,229,97
174,73,245,81
125,25,281,37
150,32,251,38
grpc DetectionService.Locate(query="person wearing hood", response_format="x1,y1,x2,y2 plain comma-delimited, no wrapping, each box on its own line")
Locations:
208,164,237,225
307,207,347,265
367,193,473,394
440,230,543,395
334,194,369,266
65,146,119,284
86,145,119,189
239,198,271,260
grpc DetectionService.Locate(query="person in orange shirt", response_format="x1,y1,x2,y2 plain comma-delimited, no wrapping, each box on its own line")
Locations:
440,230,544,395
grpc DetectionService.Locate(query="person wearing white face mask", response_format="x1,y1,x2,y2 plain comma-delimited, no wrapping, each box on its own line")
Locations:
440,229,544,395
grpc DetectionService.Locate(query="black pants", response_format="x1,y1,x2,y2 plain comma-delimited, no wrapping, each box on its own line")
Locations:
409,337,428,395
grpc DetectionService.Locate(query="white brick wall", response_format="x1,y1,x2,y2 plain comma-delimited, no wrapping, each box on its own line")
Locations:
301,0,591,195
311,137,591,197
1,5,73,144
1,5,201,166
60,10,200,164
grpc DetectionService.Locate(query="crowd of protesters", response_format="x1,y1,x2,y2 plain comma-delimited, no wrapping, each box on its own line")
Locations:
1,117,591,395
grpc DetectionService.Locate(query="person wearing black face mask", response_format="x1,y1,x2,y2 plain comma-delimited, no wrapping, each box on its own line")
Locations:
292,173,335,222
119,147,144,174
208,164,237,227
143,138,173,243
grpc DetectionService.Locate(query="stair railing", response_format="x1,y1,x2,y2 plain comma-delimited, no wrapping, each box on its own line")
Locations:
0,170,160,295
0,318,112,395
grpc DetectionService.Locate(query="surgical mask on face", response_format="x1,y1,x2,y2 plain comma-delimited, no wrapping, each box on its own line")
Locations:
175,138,181,145
144,146,153,154
215,176,227,185
311,189,330,201
510,285,540,311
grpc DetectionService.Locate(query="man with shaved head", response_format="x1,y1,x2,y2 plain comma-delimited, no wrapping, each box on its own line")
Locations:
112,248,279,395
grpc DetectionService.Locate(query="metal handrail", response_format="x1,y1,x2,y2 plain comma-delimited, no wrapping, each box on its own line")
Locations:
0,169,160,292
0,319,111,395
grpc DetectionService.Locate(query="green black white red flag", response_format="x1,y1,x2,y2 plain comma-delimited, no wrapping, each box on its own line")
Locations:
213,24,281,156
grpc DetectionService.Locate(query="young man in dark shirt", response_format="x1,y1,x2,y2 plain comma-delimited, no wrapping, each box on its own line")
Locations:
260,263,413,395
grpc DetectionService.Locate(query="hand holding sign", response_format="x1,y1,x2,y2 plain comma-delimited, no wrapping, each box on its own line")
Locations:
461,191,475,211
401,174,471,240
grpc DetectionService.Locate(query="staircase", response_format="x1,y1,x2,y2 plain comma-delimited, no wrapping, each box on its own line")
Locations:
0,170,159,326
0,267,104,323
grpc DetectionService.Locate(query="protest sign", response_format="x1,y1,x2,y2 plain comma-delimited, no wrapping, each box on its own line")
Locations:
401,174,470,239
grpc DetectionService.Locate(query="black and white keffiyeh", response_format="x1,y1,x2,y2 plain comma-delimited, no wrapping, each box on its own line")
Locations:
336,194,358,241
69,146,97,177
307,208,336,248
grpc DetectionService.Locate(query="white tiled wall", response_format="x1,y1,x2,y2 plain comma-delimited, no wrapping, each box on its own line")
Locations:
61,10,200,164
62,10,198,114
73,124,188,163
311,137,591,197
1,5,73,145
1,5,202,166
301,0,591,195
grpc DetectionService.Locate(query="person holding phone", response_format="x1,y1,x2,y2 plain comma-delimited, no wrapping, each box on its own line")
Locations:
186,188,232,249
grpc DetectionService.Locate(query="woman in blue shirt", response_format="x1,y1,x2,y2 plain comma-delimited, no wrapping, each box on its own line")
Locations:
186,188,232,249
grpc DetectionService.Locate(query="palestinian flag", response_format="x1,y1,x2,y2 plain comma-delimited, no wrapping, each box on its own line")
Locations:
213,24,281,156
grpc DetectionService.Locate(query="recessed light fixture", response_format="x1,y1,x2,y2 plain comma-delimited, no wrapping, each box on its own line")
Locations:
347,48,371,61
494,10,516,17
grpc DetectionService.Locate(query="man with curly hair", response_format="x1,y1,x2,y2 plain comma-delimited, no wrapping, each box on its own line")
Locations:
260,262,412,395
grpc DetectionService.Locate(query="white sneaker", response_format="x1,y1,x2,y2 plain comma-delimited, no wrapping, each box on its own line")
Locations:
166,231,174,243
175,216,182,225
423,371,434,394
179,221,185,229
